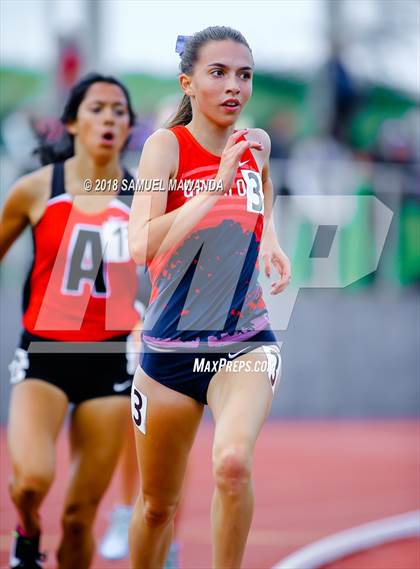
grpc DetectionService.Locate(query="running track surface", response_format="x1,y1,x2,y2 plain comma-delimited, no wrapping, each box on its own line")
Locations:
0,420,418,568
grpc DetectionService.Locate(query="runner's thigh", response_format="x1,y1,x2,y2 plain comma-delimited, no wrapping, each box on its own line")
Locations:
132,368,203,502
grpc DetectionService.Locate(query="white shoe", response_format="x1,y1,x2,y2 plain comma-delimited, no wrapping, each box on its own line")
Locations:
164,541,180,569
99,505,133,560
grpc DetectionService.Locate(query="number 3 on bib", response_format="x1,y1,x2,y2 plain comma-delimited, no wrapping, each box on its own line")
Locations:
242,170,264,214
131,386,148,434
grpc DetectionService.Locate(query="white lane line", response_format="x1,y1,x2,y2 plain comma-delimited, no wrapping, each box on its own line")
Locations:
272,510,420,569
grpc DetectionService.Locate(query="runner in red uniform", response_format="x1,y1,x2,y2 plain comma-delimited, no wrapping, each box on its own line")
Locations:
0,73,138,569
128,27,291,568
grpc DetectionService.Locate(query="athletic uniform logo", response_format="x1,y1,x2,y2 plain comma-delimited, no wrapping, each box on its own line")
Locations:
125,332,138,375
113,380,132,393
228,346,249,359
9,348,29,384
261,345,281,393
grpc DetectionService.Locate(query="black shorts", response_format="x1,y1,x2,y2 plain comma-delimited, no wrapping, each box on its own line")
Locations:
9,331,134,405
140,328,281,405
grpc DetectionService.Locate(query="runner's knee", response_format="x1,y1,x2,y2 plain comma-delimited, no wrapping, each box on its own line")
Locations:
213,444,252,495
61,499,99,539
142,496,177,529
10,468,53,504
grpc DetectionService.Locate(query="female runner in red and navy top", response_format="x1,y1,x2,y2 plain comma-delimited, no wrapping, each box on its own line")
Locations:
0,73,138,569
128,27,291,568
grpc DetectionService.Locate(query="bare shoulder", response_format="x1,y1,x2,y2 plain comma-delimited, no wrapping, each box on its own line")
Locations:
248,128,271,154
1,164,53,257
140,128,179,178
143,128,179,153
6,165,53,222
12,165,52,199
247,128,271,171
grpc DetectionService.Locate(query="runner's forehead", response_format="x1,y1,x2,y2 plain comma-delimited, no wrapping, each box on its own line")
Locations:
83,83,128,106
196,40,253,70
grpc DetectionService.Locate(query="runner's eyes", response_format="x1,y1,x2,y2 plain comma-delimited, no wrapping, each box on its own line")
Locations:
209,69,251,80
114,108,128,117
89,106,127,116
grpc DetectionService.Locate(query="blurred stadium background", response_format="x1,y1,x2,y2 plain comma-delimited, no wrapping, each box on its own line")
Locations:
0,1,419,567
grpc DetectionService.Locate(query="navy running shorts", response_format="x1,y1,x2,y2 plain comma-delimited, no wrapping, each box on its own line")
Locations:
140,328,281,404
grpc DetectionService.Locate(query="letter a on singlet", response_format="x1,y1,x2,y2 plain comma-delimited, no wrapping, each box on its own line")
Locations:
63,227,107,296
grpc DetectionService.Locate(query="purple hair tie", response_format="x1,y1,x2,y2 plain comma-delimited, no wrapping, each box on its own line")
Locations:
175,35,192,56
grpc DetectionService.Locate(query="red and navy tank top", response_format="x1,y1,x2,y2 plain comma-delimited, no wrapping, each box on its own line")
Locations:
142,125,269,348
22,162,138,341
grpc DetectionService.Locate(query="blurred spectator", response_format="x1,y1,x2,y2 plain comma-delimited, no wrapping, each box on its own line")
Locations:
310,40,362,146
267,111,296,196
1,111,39,175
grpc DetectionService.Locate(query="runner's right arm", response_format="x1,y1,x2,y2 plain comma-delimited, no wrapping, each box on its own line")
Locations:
128,129,262,265
0,168,50,261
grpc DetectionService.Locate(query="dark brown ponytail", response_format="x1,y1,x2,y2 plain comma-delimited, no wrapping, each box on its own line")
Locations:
167,94,192,128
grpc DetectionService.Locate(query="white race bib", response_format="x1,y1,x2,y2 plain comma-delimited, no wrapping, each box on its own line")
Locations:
102,219,130,263
242,170,264,214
